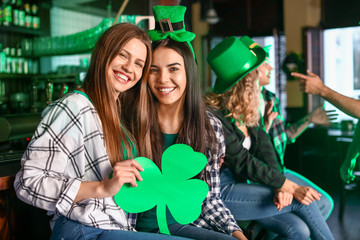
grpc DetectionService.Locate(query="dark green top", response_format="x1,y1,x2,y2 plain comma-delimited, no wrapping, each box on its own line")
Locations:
212,109,286,189
136,133,178,231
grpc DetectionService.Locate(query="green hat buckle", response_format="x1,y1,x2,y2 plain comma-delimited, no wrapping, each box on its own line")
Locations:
207,36,266,94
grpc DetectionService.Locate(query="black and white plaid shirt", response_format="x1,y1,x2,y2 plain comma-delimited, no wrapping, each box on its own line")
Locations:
128,112,241,235
14,92,134,231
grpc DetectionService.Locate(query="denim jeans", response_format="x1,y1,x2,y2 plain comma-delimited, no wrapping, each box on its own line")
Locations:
220,168,334,240
159,224,236,240
283,168,334,220
50,215,191,240
255,169,334,240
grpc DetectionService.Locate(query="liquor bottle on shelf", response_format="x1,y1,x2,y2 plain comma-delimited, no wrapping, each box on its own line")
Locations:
31,58,38,74
31,1,39,29
3,0,13,26
2,46,10,73
45,81,53,104
18,0,25,27
16,44,23,74
30,83,38,113
0,3,4,26
0,44,7,73
9,45,16,73
24,0,31,28
21,38,32,56
12,0,19,26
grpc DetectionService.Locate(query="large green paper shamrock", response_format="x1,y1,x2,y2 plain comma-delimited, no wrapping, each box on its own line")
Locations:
114,144,209,235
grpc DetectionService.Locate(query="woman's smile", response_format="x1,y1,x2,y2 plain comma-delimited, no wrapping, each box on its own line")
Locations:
113,70,131,83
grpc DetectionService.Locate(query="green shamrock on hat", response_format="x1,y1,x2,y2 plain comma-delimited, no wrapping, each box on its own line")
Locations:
114,144,209,235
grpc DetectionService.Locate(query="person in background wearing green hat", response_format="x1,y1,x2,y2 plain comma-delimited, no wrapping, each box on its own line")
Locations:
205,36,334,240
257,45,336,236
130,5,247,240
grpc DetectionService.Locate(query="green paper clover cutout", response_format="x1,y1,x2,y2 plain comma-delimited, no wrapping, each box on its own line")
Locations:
114,143,209,235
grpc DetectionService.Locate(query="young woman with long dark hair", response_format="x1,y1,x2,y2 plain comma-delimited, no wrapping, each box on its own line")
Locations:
130,5,247,240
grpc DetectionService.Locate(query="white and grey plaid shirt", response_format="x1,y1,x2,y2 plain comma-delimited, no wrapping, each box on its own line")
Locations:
14,92,134,231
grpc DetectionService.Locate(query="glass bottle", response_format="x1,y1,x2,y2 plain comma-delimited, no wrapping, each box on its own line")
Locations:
31,1,39,29
0,44,7,73
3,0,13,26
24,0,31,28
18,0,25,27
12,0,19,26
0,3,4,26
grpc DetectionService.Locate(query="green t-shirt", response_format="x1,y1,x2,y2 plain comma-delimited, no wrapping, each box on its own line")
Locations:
136,133,178,232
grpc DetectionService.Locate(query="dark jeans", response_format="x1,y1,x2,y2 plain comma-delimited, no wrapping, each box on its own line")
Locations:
159,224,236,240
220,168,334,240
50,215,190,240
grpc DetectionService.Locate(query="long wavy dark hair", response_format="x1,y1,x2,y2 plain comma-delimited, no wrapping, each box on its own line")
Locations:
82,23,151,165
135,38,217,171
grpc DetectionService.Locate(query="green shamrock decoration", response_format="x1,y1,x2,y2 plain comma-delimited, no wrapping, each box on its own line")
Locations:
114,144,209,235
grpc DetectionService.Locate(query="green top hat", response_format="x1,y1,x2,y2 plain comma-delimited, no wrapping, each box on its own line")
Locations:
207,36,266,94
147,5,196,43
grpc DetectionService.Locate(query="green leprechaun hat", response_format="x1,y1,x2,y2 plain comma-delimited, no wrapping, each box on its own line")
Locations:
148,5,196,42
147,5,196,58
207,36,266,94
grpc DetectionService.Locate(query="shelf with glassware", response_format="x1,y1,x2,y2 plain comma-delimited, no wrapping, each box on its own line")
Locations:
0,72,84,115
0,35,42,115
1,0,42,29
0,0,50,114
30,15,154,57
0,15,154,116
0,25,45,36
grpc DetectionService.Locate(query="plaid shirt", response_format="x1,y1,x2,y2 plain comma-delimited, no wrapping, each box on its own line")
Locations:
128,111,241,235
14,92,134,231
212,109,286,189
261,88,291,168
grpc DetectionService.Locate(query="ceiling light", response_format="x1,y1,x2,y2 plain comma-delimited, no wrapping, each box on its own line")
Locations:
205,8,219,25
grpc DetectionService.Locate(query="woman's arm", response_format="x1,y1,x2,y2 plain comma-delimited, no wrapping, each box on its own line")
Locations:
74,159,144,202
14,99,86,212
293,70,360,119
14,95,142,214
280,179,321,205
